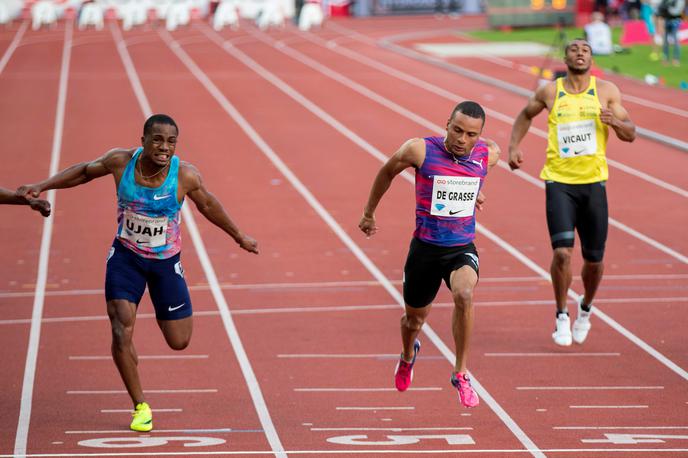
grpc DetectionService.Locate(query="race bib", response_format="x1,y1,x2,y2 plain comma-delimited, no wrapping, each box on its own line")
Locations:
119,211,168,248
430,176,480,218
557,119,597,158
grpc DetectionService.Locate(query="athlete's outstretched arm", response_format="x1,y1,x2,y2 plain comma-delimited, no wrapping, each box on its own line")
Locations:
182,164,258,254
359,138,425,237
16,149,127,199
508,84,549,170
0,187,51,216
601,82,636,142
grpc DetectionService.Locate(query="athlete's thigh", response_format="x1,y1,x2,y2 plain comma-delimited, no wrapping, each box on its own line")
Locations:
577,181,608,261
448,265,479,297
545,181,577,249
147,253,193,321
440,243,479,289
403,238,443,309
105,239,147,306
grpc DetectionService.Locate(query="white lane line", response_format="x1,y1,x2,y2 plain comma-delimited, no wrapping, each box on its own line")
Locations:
188,23,545,458
65,428,242,434
570,405,649,409
517,386,664,390
305,25,688,198
279,354,398,358
554,426,688,430
3,273,686,298
14,20,72,458
485,352,620,357
69,355,209,360
2,448,688,456
310,427,473,431
111,22,286,458
100,408,183,413
336,407,415,411
294,387,442,392
0,21,28,76
254,28,688,264
2,295,687,326
67,389,218,394
200,23,688,384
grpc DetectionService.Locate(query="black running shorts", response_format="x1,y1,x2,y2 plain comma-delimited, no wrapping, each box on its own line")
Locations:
403,238,479,309
545,180,608,262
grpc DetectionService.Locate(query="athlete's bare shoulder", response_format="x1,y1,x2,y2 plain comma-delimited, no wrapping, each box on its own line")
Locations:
397,137,426,168
536,79,558,105
595,78,622,102
178,160,202,189
102,148,137,168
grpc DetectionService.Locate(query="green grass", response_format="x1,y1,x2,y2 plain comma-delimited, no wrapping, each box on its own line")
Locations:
466,27,688,89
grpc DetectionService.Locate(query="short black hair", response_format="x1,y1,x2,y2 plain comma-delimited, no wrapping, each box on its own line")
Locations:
564,38,591,53
143,114,179,137
450,101,485,126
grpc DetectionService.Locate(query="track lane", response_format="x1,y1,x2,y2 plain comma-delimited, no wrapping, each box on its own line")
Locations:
17,23,276,456
161,25,686,456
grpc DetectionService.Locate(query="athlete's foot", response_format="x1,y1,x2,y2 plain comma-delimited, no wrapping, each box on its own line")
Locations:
450,372,479,408
572,296,592,344
552,312,572,346
394,339,420,392
130,402,153,432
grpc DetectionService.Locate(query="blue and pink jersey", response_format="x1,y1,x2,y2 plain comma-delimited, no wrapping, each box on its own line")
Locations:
116,148,183,259
413,137,489,247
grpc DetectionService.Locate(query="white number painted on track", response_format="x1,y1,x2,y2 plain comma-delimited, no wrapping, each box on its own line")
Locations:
78,436,226,448
582,434,688,444
327,434,475,446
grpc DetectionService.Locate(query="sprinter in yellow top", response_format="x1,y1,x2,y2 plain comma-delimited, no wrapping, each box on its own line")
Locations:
508,38,636,347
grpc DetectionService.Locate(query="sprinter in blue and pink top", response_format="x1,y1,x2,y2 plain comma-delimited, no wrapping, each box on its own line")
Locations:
359,102,499,409
17,114,259,433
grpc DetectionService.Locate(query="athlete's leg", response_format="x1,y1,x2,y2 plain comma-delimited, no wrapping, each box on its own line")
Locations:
400,304,431,362
107,299,145,405
157,316,193,350
551,247,574,313
149,254,193,350
581,260,604,305
578,181,608,306
105,241,147,407
449,265,478,373
545,182,577,314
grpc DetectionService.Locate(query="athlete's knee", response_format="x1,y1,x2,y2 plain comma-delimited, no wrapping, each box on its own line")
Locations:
107,300,136,347
160,318,192,350
582,247,605,263
552,247,573,266
167,337,190,351
401,312,425,331
452,286,474,309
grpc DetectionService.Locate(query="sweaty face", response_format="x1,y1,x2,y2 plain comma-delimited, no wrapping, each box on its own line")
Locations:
444,112,483,157
564,41,592,75
141,123,178,167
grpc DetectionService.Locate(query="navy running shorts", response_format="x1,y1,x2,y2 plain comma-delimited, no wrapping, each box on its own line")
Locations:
545,180,608,262
403,237,479,309
105,239,192,320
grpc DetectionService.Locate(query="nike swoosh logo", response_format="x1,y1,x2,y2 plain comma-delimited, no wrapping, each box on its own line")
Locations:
136,239,149,244
573,149,586,155
168,303,185,312
153,194,171,200
449,210,463,215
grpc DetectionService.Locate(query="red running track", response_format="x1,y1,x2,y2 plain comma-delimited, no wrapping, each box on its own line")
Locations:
1,15,687,458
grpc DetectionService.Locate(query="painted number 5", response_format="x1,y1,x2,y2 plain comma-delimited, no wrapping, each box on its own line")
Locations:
327,434,475,446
